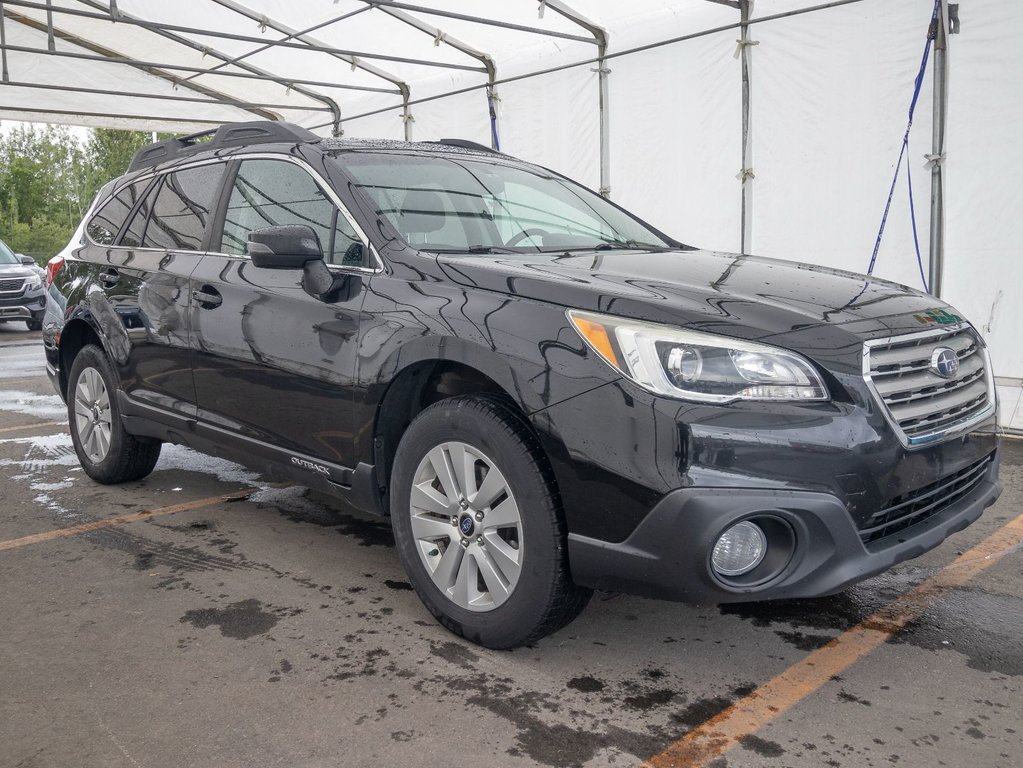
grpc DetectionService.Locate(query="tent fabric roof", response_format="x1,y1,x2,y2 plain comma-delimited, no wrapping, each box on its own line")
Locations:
0,0,750,134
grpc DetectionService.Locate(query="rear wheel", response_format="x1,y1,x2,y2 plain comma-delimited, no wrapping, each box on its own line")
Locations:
67,344,161,484
390,395,590,649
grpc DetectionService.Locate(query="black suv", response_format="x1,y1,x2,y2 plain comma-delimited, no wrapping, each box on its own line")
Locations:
44,121,1001,648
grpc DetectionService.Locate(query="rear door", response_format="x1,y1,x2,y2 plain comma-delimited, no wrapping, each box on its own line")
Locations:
81,163,225,421
189,155,372,475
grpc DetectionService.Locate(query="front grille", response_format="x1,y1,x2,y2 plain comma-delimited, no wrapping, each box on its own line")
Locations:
0,277,25,293
860,452,995,545
864,325,993,445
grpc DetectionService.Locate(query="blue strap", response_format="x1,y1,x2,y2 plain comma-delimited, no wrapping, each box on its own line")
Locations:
867,0,940,290
487,90,500,151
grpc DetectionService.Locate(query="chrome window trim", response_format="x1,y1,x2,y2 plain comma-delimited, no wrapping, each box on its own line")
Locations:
85,152,383,274
861,322,997,449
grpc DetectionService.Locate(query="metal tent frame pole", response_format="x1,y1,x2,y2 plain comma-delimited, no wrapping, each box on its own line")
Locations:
0,1,484,72
68,0,343,132
738,0,755,255
360,1,497,145
928,0,950,298
173,5,377,91
1,8,282,121
541,0,610,197
206,0,412,137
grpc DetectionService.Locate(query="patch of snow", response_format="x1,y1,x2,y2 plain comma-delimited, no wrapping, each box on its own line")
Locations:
31,479,75,491
0,390,67,421
154,444,266,488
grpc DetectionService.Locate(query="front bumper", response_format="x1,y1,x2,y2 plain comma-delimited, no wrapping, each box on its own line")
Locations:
0,291,46,321
567,453,1001,602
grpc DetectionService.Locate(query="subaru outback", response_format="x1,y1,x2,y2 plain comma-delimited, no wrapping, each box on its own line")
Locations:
43,121,1001,648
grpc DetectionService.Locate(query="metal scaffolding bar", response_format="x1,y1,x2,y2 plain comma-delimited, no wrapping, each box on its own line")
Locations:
542,0,610,197
207,0,413,136
308,0,870,135
66,0,344,132
0,80,331,111
2,0,486,72
359,1,497,146
928,0,950,297
0,103,244,125
362,1,595,44
0,40,399,94
2,9,280,121
0,3,8,82
739,0,754,255
176,5,375,88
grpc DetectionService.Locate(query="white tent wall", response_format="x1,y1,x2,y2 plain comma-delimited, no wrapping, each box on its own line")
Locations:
942,0,1023,430
606,29,741,253
1,0,1019,429
751,0,936,291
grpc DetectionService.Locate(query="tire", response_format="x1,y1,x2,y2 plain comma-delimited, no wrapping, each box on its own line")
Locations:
67,344,162,484
26,319,42,332
390,395,591,649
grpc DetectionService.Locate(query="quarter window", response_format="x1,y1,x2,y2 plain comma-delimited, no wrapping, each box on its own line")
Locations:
221,159,364,266
120,181,159,248
86,180,151,245
144,164,224,250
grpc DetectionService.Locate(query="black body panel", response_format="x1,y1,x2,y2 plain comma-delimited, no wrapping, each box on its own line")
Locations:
44,135,1002,606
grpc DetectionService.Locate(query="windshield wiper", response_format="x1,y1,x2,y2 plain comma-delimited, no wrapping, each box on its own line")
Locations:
427,245,518,254
593,239,663,250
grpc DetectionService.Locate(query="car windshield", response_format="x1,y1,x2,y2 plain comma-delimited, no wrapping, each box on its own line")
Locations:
337,152,671,253
0,240,19,265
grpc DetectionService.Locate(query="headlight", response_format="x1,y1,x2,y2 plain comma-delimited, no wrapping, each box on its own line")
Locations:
25,276,42,291
567,309,828,403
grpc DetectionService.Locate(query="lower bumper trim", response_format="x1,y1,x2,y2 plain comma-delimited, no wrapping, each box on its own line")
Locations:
568,460,1002,604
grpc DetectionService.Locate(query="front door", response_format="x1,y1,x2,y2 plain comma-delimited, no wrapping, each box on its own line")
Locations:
190,157,370,473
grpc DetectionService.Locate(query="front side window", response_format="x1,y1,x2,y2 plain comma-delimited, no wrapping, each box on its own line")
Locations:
221,159,330,256
338,153,671,253
144,164,224,250
86,179,151,245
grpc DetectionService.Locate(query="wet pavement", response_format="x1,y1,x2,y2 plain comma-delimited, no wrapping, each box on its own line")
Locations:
1,322,1021,768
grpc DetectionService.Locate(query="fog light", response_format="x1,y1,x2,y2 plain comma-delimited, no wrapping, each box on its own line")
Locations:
711,521,767,576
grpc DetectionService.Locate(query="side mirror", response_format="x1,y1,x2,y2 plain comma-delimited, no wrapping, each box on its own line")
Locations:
18,254,35,267
247,225,323,269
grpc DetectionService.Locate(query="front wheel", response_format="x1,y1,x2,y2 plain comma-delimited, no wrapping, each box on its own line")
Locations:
390,395,590,649
67,344,162,484
26,319,42,332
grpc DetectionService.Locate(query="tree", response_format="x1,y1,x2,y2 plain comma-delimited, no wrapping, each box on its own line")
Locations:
0,125,163,260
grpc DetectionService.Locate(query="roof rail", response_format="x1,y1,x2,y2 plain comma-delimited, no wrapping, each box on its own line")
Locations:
435,138,498,154
128,121,320,172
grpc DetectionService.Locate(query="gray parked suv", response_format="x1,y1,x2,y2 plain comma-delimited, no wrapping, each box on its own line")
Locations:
0,239,45,331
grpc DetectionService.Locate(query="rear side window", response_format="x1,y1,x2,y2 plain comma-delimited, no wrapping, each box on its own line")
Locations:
120,182,159,248
86,180,151,245
144,164,224,250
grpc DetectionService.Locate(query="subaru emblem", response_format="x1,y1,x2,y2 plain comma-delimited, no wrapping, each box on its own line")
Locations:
930,347,959,379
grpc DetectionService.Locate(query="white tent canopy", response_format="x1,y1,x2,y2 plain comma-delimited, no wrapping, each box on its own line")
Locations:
1,0,1020,430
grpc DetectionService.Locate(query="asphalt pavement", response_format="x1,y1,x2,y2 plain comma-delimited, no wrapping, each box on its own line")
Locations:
1,321,1020,768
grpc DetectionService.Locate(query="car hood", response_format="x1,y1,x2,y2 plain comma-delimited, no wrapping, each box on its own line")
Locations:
437,248,956,341
0,264,36,279
435,248,965,376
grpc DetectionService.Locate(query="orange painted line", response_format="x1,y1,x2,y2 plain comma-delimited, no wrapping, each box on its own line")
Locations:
644,511,1023,768
0,420,66,434
0,489,254,552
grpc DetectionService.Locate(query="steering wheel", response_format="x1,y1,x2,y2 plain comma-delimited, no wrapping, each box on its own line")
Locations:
505,228,550,247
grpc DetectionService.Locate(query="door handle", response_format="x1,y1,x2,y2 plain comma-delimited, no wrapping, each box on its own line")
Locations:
191,286,223,309
99,268,119,287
